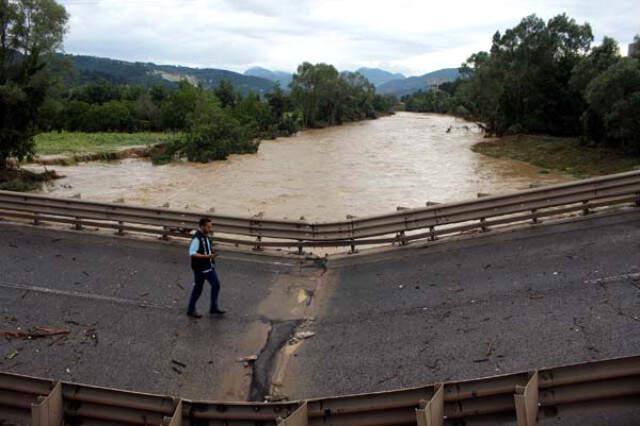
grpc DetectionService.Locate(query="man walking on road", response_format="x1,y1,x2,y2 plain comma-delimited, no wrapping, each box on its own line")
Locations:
187,217,226,318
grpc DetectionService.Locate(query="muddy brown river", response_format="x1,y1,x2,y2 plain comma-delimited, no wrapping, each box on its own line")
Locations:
33,113,568,221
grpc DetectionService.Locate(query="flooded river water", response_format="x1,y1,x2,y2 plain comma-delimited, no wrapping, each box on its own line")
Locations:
34,113,568,222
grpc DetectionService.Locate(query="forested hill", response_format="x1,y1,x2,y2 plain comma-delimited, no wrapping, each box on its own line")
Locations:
57,54,456,97
377,68,460,96
57,54,277,94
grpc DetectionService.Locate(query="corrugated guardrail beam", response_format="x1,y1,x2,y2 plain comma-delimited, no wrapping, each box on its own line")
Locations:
2,355,640,425
1,170,639,251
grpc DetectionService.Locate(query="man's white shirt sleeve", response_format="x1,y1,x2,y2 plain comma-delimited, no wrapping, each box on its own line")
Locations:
189,238,199,256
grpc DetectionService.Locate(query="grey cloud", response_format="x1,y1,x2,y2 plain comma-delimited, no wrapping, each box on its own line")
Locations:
59,0,640,75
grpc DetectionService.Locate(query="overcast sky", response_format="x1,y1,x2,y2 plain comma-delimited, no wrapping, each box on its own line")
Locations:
59,0,639,77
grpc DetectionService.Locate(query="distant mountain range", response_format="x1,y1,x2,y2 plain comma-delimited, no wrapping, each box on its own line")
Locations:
62,55,276,95
58,54,459,97
243,66,292,87
355,67,405,87
377,68,460,96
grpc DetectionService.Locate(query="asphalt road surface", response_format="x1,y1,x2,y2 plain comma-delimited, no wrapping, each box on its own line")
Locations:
0,223,325,401
2,208,640,424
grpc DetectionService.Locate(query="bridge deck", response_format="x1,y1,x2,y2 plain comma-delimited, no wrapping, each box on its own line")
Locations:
1,209,640,424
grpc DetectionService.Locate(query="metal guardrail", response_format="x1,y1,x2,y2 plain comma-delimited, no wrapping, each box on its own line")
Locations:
2,354,640,425
0,170,639,252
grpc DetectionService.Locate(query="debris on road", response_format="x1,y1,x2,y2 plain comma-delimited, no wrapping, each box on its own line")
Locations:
1,327,70,340
294,331,315,340
171,359,187,368
5,350,19,360
84,328,98,346
48,335,67,347
237,355,258,363
486,340,495,357
264,394,288,402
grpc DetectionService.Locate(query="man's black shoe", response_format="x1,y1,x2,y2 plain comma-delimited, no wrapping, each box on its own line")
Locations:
187,311,203,319
209,309,226,315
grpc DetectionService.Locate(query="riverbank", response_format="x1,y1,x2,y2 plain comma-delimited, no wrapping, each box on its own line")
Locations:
473,134,640,178
1,132,172,190
34,132,174,157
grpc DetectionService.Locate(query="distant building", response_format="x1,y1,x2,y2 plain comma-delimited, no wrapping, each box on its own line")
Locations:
629,40,640,59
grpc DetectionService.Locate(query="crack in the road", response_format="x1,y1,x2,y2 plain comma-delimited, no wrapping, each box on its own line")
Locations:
248,319,302,401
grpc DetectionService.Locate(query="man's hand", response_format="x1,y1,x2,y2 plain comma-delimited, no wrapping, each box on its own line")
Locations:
210,252,218,260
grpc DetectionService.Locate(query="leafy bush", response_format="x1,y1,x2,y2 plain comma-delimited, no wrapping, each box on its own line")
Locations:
0,178,40,192
182,100,258,162
584,58,640,152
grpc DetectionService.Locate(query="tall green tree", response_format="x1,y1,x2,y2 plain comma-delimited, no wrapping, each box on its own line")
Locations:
584,58,640,152
0,0,68,168
290,62,340,127
214,79,237,109
452,14,593,136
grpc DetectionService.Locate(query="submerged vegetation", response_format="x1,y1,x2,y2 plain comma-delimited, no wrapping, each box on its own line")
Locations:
474,135,640,178
38,64,395,165
404,15,640,160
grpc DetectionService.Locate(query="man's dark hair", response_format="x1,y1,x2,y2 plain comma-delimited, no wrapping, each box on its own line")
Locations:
199,217,212,227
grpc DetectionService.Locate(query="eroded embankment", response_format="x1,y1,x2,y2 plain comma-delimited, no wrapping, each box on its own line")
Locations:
32,145,162,166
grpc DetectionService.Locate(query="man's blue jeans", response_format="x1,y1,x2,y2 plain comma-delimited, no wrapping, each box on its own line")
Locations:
187,269,221,314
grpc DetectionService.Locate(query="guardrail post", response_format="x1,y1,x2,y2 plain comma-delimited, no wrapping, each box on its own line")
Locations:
31,381,63,426
582,201,590,216
162,399,182,426
73,217,82,231
429,226,437,241
297,241,303,255
33,212,41,225
396,231,406,246
635,192,640,207
254,236,263,251
531,208,539,224
160,226,169,240
416,383,444,426
349,240,357,254
116,220,125,236
514,370,539,426
277,401,308,426
480,217,489,232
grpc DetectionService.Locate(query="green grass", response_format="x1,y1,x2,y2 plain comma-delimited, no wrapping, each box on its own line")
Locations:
472,134,640,178
34,132,175,156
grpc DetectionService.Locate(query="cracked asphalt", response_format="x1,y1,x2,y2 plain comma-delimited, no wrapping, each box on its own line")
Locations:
2,208,640,424
0,223,308,400
284,209,640,403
